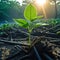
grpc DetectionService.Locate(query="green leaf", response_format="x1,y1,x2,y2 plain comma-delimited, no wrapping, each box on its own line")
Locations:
14,19,29,28
24,4,37,21
35,23,49,27
37,16,43,19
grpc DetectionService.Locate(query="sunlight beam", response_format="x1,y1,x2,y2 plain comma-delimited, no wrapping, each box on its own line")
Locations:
35,0,46,5
34,0,47,18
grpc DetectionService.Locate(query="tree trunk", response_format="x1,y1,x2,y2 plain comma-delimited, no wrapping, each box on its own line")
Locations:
54,0,57,18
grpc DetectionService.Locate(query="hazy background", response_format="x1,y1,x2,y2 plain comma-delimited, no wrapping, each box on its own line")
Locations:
0,0,60,23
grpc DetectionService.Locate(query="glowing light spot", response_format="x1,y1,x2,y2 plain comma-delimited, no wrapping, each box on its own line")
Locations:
16,0,23,6
35,0,46,5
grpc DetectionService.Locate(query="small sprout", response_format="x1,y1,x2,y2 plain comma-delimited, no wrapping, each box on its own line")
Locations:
14,3,48,46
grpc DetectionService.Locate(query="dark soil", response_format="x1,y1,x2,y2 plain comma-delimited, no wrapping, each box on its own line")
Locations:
0,24,60,60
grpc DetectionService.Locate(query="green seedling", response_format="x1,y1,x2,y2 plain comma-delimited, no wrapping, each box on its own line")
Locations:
14,4,48,45
47,19,60,26
0,24,10,30
0,23,15,31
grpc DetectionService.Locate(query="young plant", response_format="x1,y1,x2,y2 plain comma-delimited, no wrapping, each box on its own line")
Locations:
0,24,12,31
14,4,48,45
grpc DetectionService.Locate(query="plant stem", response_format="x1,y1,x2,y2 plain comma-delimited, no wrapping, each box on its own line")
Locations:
28,32,31,45
28,27,32,46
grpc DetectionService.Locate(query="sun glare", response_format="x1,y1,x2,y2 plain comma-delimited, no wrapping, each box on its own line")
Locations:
35,0,46,5
16,0,23,6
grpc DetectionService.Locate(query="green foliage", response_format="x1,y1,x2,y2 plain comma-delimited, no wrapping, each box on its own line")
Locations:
0,23,15,31
0,24,10,30
0,0,24,20
14,19,29,29
35,23,49,27
14,4,48,45
24,4,37,21
47,19,60,26
37,19,60,26
37,16,43,19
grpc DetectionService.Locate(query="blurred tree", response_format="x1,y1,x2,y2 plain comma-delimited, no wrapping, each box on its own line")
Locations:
0,0,25,21
49,0,60,18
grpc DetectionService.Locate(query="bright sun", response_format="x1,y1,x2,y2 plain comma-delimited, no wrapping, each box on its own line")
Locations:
35,0,46,5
